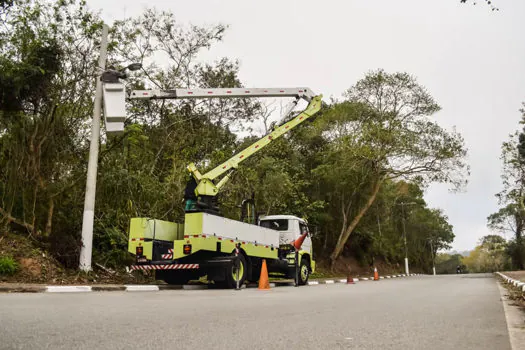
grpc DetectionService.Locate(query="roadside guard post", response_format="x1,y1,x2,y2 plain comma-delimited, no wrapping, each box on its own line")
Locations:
235,243,241,291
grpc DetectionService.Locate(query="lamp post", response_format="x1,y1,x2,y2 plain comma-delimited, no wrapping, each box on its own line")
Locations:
79,24,109,272
79,23,142,272
428,237,436,276
397,201,417,276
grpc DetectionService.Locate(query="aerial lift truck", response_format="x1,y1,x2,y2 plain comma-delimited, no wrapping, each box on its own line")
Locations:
102,78,323,288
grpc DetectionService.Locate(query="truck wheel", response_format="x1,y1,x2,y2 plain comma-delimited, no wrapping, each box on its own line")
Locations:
225,254,247,289
247,259,261,283
298,258,310,286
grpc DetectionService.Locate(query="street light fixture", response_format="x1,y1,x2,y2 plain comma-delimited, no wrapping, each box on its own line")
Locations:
100,63,143,83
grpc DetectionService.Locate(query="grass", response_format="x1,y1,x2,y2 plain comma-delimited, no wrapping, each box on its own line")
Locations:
0,256,19,276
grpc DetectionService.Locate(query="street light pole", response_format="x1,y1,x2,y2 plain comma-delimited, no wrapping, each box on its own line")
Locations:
429,238,436,276
79,24,109,272
400,203,409,276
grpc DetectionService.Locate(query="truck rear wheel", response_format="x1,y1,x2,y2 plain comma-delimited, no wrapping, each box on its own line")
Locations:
225,254,247,289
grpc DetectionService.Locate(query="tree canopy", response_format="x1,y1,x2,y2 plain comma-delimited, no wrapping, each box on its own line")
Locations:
0,0,467,275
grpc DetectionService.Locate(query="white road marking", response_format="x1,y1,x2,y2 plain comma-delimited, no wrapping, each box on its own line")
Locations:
46,286,92,293
125,285,160,292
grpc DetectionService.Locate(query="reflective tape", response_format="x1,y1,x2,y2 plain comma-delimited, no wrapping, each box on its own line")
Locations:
130,264,199,270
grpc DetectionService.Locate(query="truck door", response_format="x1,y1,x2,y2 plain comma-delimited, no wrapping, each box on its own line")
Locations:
299,222,312,254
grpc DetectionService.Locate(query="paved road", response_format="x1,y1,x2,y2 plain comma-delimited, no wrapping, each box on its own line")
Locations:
0,274,511,350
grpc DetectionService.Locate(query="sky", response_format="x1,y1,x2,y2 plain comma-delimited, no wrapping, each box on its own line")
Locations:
86,0,525,252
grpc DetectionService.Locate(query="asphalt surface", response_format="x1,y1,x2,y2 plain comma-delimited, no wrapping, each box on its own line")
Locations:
0,274,511,350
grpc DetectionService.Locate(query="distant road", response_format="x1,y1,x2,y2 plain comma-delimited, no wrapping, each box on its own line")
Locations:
0,274,511,350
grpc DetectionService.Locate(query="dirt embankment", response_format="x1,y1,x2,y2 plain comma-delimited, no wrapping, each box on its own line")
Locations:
0,232,153,285
313,255,413,279
502,271,525,283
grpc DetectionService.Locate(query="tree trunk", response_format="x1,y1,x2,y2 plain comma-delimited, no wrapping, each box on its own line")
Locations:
45,197,54,237
515,213,525,270
31,183,38,236
330,177,383,271
0,206,35,232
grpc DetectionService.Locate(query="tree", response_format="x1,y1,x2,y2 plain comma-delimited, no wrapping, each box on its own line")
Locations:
435,253,465,274
488,109,525,269
460,0,499,11
0,0,103,240
0,1,260,268
0,1,463,275
462,235,509,272
317,69,468,269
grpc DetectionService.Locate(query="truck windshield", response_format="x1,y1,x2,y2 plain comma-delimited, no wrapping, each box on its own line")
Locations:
260,219,289,231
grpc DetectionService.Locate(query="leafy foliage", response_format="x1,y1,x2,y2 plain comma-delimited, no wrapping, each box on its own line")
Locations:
0,0,466,275
0,256,18,276
488,107,525,269
435,253,465,274
459,0,499,11
315,69,468,268
462,235,509,273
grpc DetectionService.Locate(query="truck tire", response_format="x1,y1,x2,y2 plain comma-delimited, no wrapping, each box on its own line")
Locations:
298,258,310,286
247,258,261,283
225,253,247,289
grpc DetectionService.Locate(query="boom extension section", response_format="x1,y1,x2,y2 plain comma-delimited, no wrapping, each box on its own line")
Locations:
128,87,316,102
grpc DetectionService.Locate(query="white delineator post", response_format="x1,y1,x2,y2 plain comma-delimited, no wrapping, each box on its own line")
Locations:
405,257,409,276
79,24,109,272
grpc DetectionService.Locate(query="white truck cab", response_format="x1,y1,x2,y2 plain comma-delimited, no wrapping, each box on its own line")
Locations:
258,215,313,255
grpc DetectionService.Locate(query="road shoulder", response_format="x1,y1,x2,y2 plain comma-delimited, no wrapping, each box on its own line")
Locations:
497,280,525,349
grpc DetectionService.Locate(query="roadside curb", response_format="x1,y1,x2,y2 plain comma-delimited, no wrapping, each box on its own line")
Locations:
495,272,525,349
0,285,46,293
495,272,525,292
0,273,421,293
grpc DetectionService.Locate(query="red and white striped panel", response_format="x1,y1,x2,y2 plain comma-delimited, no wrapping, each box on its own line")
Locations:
130,264,199,271
161,249,174,260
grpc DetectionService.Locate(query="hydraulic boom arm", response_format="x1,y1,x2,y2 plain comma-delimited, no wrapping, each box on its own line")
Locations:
188,94,322,197
127,86,323,209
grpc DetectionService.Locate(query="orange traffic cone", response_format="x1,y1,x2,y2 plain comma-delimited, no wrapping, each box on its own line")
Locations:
373,267,379,281
291,232,308,250
258,259,271,290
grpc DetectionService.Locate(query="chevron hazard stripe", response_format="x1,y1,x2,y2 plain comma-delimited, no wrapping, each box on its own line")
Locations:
130,264,199,271
161,249,174,260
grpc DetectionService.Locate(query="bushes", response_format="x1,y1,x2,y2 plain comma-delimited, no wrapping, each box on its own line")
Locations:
0,256,19,276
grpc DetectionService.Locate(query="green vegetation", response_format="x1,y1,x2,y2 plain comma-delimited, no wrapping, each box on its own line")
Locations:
487,104,525,270
0,0,469,277
462,235,510,273
0,256,18,276
435,253,465,274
